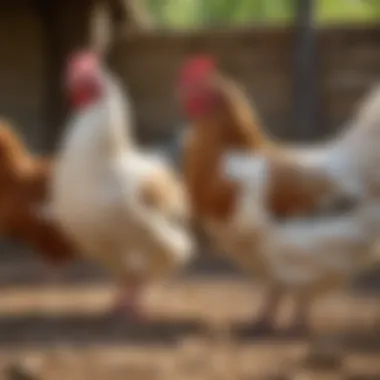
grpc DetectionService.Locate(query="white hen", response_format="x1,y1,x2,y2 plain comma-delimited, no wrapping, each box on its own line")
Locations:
232,163,380,333
51,51,194,317
221,87,380,332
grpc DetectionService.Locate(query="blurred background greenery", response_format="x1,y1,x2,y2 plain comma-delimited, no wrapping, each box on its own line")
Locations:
144,0,380,28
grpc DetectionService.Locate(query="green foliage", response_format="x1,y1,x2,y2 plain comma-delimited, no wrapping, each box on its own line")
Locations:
143,0,380,28
317,0,380,23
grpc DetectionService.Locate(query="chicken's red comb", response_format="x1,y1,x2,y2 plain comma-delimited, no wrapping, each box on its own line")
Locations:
178,55,216,88
65,50,100,80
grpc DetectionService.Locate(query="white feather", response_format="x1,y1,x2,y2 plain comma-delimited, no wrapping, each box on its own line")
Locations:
51,68,194,281
214,84,380,294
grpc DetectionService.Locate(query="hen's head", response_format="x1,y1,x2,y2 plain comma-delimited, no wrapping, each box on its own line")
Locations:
65,50,105,109
177,56,264,147
177,56,221,120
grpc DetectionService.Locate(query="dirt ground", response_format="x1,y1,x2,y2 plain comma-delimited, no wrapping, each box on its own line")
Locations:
0,278,380,380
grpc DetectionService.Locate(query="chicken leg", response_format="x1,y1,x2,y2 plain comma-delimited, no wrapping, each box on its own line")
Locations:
283,293,311,337
110,278,147,321
252,285,283,334
237,284,282,337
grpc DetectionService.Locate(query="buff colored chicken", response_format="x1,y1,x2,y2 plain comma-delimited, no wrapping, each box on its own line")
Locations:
177,56,380,334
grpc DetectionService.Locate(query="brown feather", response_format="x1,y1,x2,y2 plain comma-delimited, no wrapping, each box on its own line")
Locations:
140,167,188,220
183,75,336,222
0,121,76,265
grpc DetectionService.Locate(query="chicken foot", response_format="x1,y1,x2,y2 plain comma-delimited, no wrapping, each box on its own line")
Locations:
252,285,283,333
282,293,311,337
109,278,147,321
237,284,282,337
241,288,311,337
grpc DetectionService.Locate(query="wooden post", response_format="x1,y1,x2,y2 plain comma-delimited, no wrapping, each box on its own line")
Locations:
35,2,64,153
292,0,318,141
35,0,93,153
